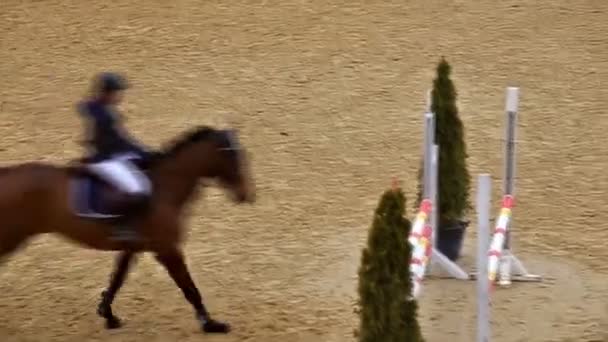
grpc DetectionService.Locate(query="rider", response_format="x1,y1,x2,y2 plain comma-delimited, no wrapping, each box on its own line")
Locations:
77,72,153,238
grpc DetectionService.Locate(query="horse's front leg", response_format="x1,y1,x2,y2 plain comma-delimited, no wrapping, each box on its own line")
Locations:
155,249,230,334
97,251,136,329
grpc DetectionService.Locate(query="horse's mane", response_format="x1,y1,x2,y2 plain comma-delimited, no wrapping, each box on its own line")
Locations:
161,126,216,157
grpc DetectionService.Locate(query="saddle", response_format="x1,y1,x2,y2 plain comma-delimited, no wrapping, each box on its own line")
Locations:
68,157,152,223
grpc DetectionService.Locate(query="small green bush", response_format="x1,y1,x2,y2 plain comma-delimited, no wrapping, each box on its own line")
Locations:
357,186,425,342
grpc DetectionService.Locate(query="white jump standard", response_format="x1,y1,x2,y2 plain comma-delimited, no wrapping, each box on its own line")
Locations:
408,97,469,299
423,96,469,281
487,87,541,286
476,174,492,342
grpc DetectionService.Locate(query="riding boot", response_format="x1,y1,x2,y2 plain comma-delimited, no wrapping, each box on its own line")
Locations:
111,194,151,242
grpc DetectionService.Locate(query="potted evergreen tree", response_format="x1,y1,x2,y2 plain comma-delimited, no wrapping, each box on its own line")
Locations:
418,57,471,261
357,182,425,342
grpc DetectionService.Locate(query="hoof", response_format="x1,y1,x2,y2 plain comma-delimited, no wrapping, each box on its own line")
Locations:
105,316,123,330
202,319,231,334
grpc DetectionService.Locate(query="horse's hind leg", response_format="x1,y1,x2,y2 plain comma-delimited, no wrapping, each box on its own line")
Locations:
97,251,136,329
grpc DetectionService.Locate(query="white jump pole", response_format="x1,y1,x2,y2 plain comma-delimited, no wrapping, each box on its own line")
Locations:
476,174,492,342
429,144,439,255
423,112,434,200
422,92,469,281
497,87,542,286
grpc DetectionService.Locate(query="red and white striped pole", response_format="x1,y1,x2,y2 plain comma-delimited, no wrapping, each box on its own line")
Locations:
409,199,433,298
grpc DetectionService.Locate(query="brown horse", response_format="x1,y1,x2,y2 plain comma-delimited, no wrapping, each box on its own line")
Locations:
0,126,255,334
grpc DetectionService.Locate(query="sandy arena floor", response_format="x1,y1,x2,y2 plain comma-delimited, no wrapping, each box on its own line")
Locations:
1,1,607,341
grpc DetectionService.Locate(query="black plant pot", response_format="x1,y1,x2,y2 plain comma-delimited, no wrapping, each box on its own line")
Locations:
436,219,469,261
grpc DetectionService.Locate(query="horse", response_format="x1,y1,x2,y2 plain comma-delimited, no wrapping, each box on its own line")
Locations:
0,126,255,334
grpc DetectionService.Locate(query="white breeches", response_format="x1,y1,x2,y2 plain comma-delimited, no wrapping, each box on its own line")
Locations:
87,154,151,195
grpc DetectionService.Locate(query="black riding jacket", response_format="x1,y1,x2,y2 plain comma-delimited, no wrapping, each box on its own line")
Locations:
77,99,148,163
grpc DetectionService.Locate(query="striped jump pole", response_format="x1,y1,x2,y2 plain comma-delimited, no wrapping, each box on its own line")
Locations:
408,91,469,299
487,87,542,287
409,199,433,298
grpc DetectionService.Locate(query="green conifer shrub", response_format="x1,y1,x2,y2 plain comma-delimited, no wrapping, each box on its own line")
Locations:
357,185,425,342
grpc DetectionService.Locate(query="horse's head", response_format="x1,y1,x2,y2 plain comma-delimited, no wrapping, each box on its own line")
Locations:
161,126,255,204
208,128,255,204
